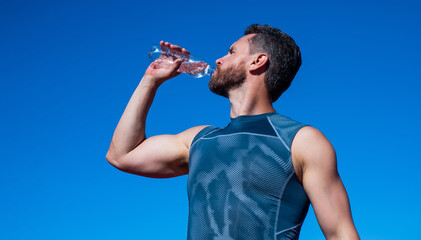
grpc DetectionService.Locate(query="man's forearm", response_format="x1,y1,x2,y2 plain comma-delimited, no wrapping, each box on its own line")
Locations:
107,76,159,160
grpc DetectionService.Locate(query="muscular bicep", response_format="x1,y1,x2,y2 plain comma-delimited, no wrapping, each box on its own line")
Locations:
111,126,208,178
292,127,359,239
303,164,354,238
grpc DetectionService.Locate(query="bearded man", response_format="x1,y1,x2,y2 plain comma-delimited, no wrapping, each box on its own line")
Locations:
106,24,359,240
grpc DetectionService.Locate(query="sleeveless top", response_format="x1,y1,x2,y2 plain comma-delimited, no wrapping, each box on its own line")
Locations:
187,112,310,240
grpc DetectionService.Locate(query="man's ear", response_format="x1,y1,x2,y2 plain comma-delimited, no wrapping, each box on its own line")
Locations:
249,53,268,73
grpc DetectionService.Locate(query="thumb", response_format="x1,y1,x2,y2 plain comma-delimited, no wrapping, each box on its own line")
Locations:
173,59,183,70
168,59,183,78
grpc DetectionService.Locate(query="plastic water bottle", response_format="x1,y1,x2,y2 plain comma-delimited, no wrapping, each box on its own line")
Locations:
148,45,215,78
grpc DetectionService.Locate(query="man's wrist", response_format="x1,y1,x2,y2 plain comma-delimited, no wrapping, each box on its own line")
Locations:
140,75,161,89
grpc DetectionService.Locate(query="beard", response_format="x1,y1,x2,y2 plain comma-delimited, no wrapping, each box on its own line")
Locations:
208,61,247,98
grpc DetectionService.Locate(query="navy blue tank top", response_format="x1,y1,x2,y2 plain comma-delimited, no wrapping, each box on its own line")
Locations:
187,112,310,240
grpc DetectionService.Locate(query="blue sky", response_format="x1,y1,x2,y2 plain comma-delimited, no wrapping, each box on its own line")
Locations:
1,0,420,239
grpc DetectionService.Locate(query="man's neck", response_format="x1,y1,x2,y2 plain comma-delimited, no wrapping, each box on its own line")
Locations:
228,81,275,118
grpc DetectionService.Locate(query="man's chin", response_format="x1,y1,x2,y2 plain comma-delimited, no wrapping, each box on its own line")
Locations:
208,81,228,98
209,74,219,87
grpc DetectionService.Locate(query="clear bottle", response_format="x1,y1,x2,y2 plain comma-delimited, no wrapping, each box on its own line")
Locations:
148,45,215,78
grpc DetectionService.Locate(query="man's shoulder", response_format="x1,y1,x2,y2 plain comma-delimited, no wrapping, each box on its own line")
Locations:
294,126,332,147
292,126,336,167
267,112,307,129
267,112,308,148
188,125,219,147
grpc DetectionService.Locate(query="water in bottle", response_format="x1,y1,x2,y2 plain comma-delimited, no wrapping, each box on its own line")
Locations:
148,45,214,78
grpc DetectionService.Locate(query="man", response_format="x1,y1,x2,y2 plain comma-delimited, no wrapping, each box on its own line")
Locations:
106,24,359,239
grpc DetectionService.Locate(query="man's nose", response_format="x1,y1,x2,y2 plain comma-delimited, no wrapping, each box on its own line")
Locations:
216,57,224,65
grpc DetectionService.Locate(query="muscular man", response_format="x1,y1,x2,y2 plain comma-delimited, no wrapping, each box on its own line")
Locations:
106,24,359,239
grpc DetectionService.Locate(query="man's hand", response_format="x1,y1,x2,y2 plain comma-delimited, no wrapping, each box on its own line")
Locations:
145,41,190,85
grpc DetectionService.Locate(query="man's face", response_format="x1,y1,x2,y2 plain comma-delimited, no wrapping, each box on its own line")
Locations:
208,34,255,98
208,60,247,98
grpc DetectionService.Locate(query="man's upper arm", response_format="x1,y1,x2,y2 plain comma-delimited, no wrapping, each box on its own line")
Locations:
292,126,359,239
109,125,208,178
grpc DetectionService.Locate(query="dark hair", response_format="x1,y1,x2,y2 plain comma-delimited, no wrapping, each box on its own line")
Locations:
245,24,301,102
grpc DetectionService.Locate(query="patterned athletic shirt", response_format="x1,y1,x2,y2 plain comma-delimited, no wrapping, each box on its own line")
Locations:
187,112,310,240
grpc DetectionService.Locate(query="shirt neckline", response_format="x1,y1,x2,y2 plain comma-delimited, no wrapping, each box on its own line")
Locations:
230,112,277,122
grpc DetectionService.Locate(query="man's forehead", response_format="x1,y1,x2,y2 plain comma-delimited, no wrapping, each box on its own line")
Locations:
230,34,256,50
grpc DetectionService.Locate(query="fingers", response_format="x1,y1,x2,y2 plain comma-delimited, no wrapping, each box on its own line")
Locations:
160,41,190,55
182,48,190,56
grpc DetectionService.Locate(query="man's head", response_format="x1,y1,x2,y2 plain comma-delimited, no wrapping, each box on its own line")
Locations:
209,24,301,102
244,24,302,102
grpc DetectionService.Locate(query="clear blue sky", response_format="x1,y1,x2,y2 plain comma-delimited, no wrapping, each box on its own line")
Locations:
1,0,420,239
